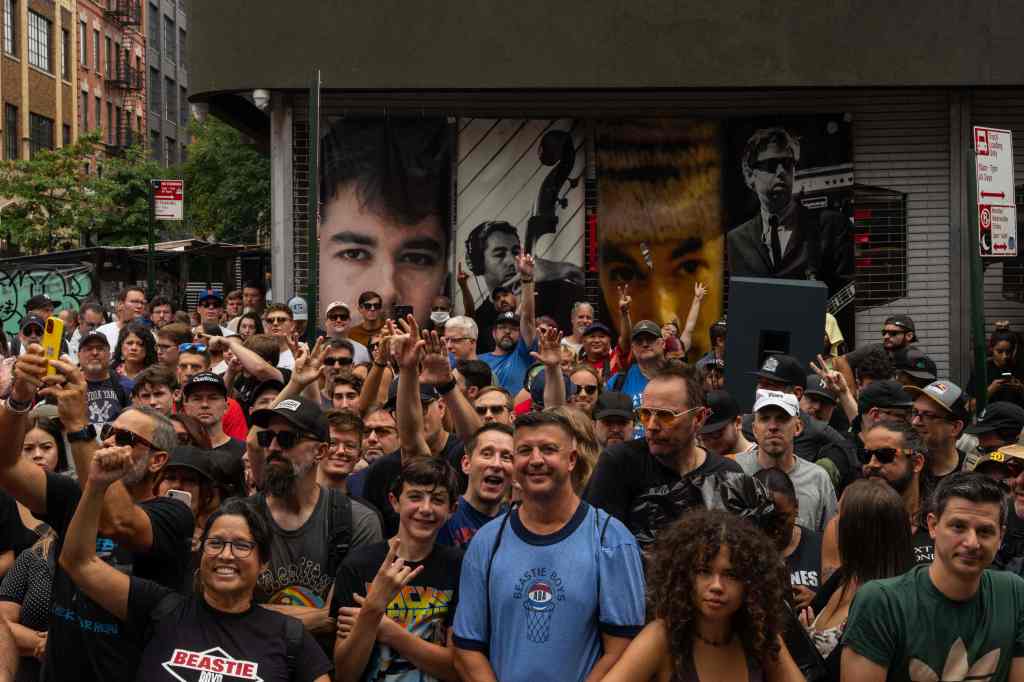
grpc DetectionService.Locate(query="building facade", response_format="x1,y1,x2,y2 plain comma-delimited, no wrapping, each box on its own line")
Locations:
143,0,186,166
188,1,1024,382
0,0,77,160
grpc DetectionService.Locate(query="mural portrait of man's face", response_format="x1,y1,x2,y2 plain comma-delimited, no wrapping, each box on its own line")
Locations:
318,118,451,326
596,120,724,358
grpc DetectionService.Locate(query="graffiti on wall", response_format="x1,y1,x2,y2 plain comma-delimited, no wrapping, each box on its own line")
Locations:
0,265,94,335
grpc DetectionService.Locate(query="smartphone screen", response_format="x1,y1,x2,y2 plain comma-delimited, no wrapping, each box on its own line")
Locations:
392,304,413,322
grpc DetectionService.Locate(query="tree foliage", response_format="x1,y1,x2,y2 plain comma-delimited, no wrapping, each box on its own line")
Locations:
180,116,271,244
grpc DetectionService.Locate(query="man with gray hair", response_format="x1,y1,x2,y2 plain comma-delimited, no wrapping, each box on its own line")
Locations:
444,315,480,364
561,301,594,356
726,126,852,299
0,346,193,682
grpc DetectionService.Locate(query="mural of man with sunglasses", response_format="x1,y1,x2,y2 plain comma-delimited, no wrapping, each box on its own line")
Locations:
727,126,853,299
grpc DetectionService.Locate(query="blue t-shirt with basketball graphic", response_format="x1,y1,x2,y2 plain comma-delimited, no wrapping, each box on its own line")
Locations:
453,500,645,682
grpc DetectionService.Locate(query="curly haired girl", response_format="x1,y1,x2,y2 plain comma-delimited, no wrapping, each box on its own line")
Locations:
603,509,803,682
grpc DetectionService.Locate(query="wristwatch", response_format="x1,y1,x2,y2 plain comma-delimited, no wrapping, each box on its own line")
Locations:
435,378,457,395
66,424,97,443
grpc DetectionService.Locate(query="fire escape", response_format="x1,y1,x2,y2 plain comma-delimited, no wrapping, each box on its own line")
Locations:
104,0,144,153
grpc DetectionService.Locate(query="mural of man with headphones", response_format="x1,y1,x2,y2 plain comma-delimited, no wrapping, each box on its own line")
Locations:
462,220,584,354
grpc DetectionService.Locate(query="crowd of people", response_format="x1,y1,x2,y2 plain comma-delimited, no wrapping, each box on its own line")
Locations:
0,265,1023,682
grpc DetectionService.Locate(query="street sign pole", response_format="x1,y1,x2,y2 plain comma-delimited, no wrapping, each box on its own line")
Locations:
148,180,158,297
967,143,988,413
148,179,184,298
306,69,321,344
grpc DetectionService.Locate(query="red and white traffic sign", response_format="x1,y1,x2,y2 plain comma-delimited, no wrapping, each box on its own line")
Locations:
974,127,1017,257
152,179,184,221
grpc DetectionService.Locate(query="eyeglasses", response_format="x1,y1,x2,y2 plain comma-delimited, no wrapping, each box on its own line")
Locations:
361,302,382,311
22,328,43,337
366,426,397,438
265,316,290,325
475,404,509,416
203,537,256,559
881,329,907,337
179,343,207,353
864,447,915,465
574,384,598,396
323,357,353,366
751,157,796,174
635,405,702,425
256,429,316,449
911,409,953,423
444,336,473,344
327,313,350,322
100,424,158,451
330,441,361,453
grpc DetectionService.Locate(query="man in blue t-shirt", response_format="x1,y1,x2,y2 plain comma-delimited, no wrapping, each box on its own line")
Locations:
453,411,645,682
438,423,514,548
605,320,667,438
479,254,537,396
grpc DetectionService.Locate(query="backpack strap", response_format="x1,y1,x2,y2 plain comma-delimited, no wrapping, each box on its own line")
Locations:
284,615,304,678
611,371,627,393
325,487,354,578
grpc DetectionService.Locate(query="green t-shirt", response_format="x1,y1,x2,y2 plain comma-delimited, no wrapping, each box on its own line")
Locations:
844,565,1024,682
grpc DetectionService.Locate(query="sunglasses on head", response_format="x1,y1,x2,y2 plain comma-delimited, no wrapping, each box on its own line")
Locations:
179,343,207,353
323,357,353,366
100,424,158,450
574,384,598,396
361,302,382,311
257,429,317,449
864,447,914,465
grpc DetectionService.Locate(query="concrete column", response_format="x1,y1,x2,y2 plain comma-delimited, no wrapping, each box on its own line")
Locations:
269,91,293,302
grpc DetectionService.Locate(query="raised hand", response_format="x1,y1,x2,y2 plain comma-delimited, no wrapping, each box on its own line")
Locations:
617,284,632,314
530,325,563,367
206,336,231,354
364,538,424,614
394,316,424,371
693,282,708,301
811,354,849,396
457,261,469,284
88,446,136,489
37,357,89,431
419,330,453,385
292,336,326,387
11,344,48,403
516,253,536,281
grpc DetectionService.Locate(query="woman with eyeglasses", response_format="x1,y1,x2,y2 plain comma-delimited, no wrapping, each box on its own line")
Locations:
798,480,912,681
603,509,803,682
112,322,158,381
59,448,333,681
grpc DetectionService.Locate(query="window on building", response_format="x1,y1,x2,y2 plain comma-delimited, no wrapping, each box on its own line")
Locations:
4,104,17,160
94,96,101,135
79,19,85,65
62,124,70,146
163,15,174,63
106,102,112,144
93,29,99,72
29,113,53,157
4,0,16,56
61,28,69,79
165,77,174,121
178,27,185,66
179,86,188,127
115,105,122,145
27,11,50,72
114,42,121,80
104,36,111,79
149,67,160,113
148,2,158,51
165,136,174,166
150,129,160,162
81,91,88,129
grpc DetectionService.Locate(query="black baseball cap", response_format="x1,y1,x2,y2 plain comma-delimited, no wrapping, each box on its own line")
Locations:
19,316,45,334
966,401,1024,435
25,294,57,311
858,380,914,411
164,446,216,482
804,375,837,404
701,390,741,434
582,322,612,338
893,347,937,381
749,354,806,389
182,372,228,399
385,377,440,411
78,330,110,348
251,396,329,442
494,311,520,326
631,320,662,341
490,285,514,301
594,391,634,421
251,378,285,403
530,368,573,410
883,315,916,333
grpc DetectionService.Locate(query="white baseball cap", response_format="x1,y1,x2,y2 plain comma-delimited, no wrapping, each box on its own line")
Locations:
753,389,799,417
287,296,308,321
324,300,350,315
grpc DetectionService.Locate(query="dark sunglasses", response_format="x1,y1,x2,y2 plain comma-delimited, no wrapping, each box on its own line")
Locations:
323,357,353,366
475,405,509,416
361,302,382,311
179,343,207,353
256,429,317,449
327,313,350,322
752,157,796,174
574,384,598,396
101,424,158,450
864,447,914,465
881,329,907,337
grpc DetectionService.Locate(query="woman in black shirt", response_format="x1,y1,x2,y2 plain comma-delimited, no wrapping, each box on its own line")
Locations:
59,446,332,682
